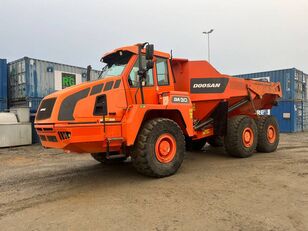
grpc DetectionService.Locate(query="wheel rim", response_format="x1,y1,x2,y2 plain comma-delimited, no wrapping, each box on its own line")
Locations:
155,133,177,163
267,125,276,144
242,127,254,148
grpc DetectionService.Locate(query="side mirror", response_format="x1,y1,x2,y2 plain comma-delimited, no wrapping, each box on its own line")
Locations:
86,65,92,81
146,60,154,70
145,44,154,60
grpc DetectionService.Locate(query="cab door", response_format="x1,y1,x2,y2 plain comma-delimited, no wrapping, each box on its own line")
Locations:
127,55,158,104
154,57,174,94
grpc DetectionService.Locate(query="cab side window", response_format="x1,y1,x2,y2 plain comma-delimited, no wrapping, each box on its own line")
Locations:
128,56,154,87
156,58,169,86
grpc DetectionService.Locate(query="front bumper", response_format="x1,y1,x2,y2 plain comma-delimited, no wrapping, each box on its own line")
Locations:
35,123,123,153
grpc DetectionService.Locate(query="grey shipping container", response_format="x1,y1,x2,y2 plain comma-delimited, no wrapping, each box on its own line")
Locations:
234,68,307,101
305,74,308,101
304,101,308,132
9,97,42,113
0,59,8,111
8,57,101,111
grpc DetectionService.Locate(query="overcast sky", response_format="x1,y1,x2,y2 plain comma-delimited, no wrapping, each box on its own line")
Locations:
1,0,307,75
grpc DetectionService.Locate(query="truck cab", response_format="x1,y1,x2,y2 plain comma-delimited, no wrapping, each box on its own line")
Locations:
35,43,193,153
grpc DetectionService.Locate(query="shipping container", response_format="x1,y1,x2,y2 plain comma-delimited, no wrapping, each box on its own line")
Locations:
0,59,8,111
8,57,101,109
234,68,307,101
270,100,304,133
304,101,308,132
304,74,308,101
9,97,43,113
30,115,40,144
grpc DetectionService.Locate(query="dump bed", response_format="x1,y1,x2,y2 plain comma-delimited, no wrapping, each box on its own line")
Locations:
172,59,282,121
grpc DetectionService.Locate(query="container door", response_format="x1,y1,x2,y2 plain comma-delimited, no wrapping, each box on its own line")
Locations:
295,101,303,132
271,101,293,133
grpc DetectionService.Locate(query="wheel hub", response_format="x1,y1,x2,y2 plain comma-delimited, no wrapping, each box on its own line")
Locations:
242,127,254,148
155,134,176,163
267,125,276,144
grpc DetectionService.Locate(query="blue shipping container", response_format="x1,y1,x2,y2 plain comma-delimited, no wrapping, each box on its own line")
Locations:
0,59,8,111
234,68,307,101
271,100,304,133
30,115,40,144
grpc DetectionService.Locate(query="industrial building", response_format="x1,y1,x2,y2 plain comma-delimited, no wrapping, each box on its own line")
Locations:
235,68,308,133
0,57,101,145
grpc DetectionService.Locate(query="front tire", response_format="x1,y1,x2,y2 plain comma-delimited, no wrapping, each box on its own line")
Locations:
224,115,258,158
132,118,185,177
255,115,279,152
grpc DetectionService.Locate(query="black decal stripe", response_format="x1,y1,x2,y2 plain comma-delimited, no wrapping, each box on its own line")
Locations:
104,81,114,91
190,78,229,94
113,79,121,89
90,83,104,95
58,88,90,121
36,98,56,120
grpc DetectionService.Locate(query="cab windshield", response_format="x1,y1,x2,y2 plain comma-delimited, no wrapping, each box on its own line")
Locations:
100,51,133,79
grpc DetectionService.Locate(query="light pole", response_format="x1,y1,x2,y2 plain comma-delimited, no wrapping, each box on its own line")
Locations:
202,29,214,63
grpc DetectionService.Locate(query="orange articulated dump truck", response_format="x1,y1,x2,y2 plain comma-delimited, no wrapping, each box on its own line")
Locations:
35,43,282,177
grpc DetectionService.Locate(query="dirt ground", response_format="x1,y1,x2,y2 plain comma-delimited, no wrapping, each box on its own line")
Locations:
0,133,307,231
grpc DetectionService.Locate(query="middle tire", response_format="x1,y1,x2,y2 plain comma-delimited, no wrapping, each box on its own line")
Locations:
224,115,258,158
132,118,185,177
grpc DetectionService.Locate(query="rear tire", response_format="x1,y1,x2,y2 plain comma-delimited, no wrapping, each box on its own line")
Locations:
224,115,258,158
207,136,224,147
91,153,127,164
255,115,279,152
132,118,185,177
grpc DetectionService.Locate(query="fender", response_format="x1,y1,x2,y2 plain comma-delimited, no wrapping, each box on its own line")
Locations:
122,92,194,146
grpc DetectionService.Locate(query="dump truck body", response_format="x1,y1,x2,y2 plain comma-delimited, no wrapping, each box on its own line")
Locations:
35,43,282,177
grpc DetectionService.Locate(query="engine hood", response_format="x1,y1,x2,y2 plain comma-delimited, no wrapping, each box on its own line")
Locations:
35,76,127,124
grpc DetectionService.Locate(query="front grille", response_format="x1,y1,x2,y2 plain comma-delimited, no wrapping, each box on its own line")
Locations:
43,128,53,131
40,135,47,141
58,131,71,140
47,136,57,142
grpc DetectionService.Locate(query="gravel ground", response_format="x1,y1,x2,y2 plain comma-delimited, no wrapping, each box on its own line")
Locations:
0,133,307,231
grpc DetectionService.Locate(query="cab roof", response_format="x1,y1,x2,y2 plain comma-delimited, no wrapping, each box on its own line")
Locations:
101,44,170,61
